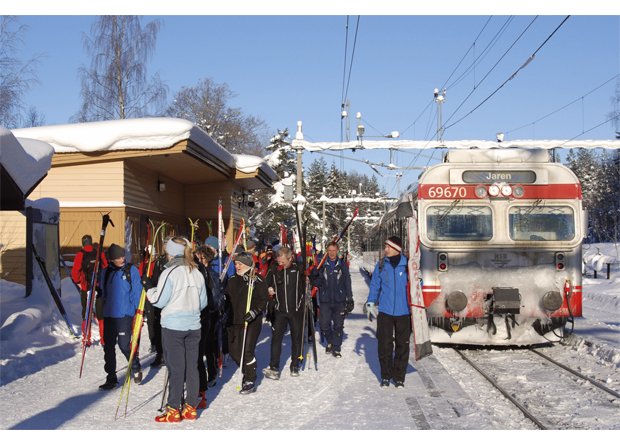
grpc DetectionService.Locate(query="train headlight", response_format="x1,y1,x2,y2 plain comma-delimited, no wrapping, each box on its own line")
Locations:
542,291,563,312
555,252,566,270
438,252,448,271
475,185,488,198
501,185,512,197
446,291,468,312
512,185,524,198
488,184,500,197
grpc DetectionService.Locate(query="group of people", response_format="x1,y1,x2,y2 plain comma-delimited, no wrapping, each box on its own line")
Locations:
72,229,412,423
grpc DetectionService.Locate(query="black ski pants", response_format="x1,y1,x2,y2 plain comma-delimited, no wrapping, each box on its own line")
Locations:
144,299,162,354
103,316,141,380
198,311,219,391
269,310,304,370
227,316,263,383
376,312,411,383
162,327,201,409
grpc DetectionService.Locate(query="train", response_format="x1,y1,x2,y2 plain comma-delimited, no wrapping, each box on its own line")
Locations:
362,146,584,345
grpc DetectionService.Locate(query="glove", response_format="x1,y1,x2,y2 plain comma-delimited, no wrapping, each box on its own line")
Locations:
365,302,378,321
141,276,154,291
243,309,258,323
95,287,102,298
344,300,354,315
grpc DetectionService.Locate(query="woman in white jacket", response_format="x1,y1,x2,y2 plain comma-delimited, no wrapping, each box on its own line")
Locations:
143,237,209,423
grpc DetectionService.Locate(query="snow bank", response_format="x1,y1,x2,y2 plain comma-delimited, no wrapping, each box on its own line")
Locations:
0,126,54,194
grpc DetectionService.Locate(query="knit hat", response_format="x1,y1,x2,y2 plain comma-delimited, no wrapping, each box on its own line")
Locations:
81,235,92,247
108,244,125,261
205,236,219,251
234,251,254,267
385,236,402,253
246,240,255,250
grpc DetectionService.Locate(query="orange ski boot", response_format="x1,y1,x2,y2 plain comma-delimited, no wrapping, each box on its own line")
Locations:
181,404,197,421
155,406,181,423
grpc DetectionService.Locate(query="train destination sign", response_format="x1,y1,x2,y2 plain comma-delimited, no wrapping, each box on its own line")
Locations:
462,170,536,184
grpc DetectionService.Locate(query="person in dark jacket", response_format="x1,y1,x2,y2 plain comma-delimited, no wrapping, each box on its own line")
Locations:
144,244,168,368
225,251,269,394
71,234,107,344
310,241,353,358
98,243,144,391
195,244,221,408
262,247,305,380
365,236,410,390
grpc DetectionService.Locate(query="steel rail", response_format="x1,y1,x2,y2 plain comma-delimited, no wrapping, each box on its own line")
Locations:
530,348,620,399
454,349,548,430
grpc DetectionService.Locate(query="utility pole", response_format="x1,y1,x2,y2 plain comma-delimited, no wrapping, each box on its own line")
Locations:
434,88,446,143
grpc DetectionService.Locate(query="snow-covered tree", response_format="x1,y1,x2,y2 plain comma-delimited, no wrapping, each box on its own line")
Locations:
566,148,620,243
73,15,168,122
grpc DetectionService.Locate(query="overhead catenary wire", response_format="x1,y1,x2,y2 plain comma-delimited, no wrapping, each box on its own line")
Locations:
504,73,620,136
443,16,540,131
444,16,571,132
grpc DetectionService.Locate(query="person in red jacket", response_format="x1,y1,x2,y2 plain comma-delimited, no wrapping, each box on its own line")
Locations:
71,234,108,344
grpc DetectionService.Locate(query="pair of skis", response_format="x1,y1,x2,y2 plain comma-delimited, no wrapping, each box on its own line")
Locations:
235,266,256,390
80,214,114,378
115,221,166,419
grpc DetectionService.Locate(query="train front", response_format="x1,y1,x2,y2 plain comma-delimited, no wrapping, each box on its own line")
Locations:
415,148,584,345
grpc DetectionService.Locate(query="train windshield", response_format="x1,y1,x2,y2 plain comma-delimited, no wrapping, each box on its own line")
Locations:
509,205,575,241
426,205,493,241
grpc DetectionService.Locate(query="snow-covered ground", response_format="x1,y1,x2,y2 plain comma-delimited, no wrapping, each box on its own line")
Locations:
1,244,618,435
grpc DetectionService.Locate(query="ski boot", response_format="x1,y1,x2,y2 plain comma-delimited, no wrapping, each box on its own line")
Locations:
181,404,197,421
197,391,208,409
155,406,181,423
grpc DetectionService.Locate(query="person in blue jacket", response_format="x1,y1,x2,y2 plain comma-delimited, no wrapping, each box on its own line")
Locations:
143,237,209,423
310,241,353,358
365,236,410,390
204,236,235,288
98,243,144,391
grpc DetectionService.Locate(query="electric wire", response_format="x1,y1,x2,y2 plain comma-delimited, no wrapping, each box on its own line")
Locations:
443,16,540,131
444,16,571,132
504,73,620,136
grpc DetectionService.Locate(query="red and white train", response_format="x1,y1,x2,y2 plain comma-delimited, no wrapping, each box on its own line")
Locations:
363,147,585,345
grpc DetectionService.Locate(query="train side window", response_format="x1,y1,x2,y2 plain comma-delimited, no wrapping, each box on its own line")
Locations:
509,206,575,241
426,206,493,241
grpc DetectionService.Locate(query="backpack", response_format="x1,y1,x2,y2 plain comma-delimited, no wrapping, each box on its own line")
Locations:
81,249,97,290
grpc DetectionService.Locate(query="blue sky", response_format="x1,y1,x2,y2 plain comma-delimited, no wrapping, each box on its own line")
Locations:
9,5,620,197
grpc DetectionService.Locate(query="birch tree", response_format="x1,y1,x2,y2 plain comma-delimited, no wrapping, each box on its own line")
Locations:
74,15,168,122
0,16,44,128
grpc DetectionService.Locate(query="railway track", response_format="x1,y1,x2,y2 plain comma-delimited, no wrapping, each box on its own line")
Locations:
452,347,620,430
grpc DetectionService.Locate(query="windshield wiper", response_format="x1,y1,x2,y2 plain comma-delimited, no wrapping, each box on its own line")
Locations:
438,200,461,222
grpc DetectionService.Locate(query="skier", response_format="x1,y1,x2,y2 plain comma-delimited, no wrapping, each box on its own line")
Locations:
365,236,410,389
195,244,222,407
225,251,269,394
71,234,107,344
204,236,235,285
143,237,209,423
97,243,143,391
262,246,305,380
310,241,353,358
143,242,168,368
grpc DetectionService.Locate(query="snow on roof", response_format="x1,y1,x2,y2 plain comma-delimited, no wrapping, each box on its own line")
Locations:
291,139,620,151
12,118,275,180
0,126,54,195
